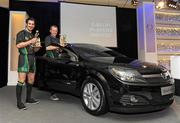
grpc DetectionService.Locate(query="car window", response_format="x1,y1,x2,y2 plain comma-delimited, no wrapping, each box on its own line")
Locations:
58,48,78,62
73,46,126,58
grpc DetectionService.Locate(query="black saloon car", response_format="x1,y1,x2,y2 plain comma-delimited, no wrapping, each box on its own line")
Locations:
35,43,174,115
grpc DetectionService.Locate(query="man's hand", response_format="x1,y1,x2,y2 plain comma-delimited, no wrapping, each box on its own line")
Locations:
46,45,59,51
16,38,37,49
30,38,37,45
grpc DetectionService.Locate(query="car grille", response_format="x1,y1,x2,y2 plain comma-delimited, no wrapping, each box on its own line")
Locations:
128,85,174,105
150,89,173,105
141,73,170,84
144,77,165,83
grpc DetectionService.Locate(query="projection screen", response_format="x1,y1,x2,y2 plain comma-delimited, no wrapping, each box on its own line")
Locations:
60,2,117,47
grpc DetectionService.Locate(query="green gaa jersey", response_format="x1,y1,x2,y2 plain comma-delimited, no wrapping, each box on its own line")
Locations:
16,29,35,55
16,29,36,73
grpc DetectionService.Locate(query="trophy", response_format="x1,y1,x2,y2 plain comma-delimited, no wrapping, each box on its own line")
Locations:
33,30,41,47
59,34,67,47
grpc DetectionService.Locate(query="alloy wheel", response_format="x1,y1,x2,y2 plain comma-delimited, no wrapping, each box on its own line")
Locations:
83,83,101,110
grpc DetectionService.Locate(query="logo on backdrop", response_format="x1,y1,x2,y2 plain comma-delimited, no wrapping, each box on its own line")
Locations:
89,22,113,38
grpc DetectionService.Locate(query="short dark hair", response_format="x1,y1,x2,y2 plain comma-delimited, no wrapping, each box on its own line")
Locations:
50,25,58,30
26,17,36,24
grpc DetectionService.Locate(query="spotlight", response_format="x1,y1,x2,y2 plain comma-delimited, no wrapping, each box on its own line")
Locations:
167,0,178,9
131,0,138,6
156,0,165,9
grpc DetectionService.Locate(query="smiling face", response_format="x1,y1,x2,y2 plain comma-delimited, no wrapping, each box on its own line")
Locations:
50,26,58,37
26,20,35,32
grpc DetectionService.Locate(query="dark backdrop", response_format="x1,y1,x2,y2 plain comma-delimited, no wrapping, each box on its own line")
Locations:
116,8,137,59
0,7,9,87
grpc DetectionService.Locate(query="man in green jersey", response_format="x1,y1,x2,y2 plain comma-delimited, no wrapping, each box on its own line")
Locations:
16,17,39,110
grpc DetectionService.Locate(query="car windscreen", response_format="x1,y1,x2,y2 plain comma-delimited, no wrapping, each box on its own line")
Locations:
72,44,126,58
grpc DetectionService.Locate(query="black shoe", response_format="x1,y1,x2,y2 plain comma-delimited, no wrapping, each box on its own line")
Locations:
17,102,27,110
50,94,60,101
26,83,39,104
26,98,40,104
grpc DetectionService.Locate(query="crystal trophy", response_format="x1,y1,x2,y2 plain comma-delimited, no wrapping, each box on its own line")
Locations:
33,30,41,47
60,34,67,47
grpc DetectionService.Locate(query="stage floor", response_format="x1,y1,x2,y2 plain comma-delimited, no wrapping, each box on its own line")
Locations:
0,86,180,123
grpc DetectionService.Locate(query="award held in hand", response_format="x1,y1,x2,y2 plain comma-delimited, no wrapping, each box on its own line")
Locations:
33,30,41,48
59,34,67,47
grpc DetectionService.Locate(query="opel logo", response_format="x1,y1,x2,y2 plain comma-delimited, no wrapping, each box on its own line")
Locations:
161,73,167,79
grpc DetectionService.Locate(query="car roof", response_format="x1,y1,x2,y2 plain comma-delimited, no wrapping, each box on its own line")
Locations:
69,43,110,50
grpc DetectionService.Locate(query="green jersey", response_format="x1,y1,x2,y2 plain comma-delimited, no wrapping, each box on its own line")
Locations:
45,35,60,58
16,29,35,55
16,29,36,73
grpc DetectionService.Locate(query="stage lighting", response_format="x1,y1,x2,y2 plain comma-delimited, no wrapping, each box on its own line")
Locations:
156,0,165,9
131,0,138,6
167,0,178,9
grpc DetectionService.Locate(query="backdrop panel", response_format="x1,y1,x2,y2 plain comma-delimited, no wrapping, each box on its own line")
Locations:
60,2,117,47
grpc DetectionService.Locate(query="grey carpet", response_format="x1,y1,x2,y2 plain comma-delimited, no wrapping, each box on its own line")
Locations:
0,86,180,123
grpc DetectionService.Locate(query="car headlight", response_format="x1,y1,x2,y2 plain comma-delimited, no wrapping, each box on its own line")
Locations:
109,66,142,82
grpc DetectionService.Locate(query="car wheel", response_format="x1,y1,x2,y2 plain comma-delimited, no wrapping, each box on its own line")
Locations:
81,77,108,115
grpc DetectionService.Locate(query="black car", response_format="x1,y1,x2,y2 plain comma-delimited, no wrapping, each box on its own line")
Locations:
35,43,174,115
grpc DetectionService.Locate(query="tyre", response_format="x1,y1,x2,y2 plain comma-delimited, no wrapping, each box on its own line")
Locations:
81,77,108,116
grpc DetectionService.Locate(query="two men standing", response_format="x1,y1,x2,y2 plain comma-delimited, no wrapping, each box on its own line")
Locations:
16,17,64,109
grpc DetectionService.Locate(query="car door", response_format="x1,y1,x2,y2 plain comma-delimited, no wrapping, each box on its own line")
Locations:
45,48,81,93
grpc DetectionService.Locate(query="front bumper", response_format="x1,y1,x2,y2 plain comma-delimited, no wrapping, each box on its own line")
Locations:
108,82,174,113
110,100,173,113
